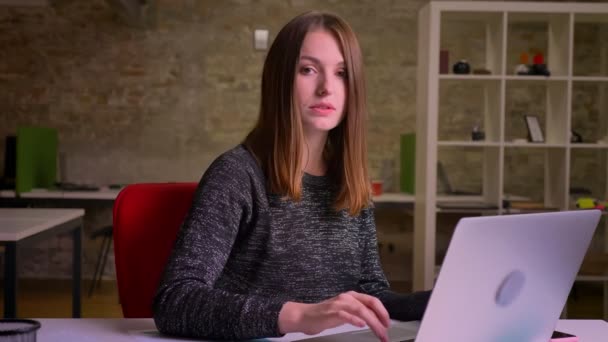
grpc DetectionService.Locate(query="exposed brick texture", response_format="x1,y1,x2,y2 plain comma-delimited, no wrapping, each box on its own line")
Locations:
0,0,605,280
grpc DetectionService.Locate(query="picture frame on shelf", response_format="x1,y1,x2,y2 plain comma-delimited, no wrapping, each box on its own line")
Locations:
524,115,544,143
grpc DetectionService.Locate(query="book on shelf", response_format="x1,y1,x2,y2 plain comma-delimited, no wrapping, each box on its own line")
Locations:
504,200,559,211
436,201,499,210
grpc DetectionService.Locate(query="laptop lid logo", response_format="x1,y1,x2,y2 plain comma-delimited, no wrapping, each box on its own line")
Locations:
495,270,526,307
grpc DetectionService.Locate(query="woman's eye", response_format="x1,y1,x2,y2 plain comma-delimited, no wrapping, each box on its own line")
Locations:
300,66,316,75
337,69,347,78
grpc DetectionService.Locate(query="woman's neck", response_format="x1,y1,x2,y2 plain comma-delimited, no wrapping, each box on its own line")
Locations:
302,132,327,176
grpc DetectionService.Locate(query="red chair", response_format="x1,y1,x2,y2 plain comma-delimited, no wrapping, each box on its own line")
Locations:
113,182,198,318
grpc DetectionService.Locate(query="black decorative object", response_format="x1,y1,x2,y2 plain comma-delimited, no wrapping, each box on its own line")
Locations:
570,130,583,143
471,123,485,141
530,63,550,76
530,53,550,76
452,60,471,74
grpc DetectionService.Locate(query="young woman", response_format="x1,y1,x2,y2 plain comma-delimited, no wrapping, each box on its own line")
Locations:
153,11,430,342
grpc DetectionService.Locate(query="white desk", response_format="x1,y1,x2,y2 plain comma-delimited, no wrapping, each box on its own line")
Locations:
0,208,84,318
33,318,608,341
12,188,120,200
25,188,120,200
0,190,16,198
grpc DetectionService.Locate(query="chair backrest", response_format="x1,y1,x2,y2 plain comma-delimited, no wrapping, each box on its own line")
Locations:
113,182,198,318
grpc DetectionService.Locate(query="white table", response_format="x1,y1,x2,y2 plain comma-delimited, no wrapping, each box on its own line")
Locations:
0,208,84,318
0,188,121,201
33,318,608,341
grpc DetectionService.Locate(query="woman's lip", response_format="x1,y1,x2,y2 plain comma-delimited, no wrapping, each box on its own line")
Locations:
310,104,335,110
310,107,335,115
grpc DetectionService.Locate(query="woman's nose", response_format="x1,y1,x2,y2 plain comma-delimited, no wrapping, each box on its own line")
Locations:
316,74,333,96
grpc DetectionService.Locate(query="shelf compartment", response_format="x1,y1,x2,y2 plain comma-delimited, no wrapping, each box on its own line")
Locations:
503,147,568,209
504,80,569,144
440,11,505,76
437,145,501,206
573,15,608,78
571,81,608,145
506,13,570,77
570,149,607,201
438,79,502,143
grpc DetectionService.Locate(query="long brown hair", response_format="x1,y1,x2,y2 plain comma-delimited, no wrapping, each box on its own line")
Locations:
244,11,370,216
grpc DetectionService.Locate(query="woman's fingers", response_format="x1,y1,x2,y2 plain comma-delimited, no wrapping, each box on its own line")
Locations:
291,292,391,341
332,293,388,342
346,291,391,328
336,309,366,328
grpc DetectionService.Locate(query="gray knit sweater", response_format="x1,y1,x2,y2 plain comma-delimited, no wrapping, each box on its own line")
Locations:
153,145,430,340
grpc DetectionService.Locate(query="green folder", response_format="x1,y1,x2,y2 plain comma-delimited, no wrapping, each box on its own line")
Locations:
400,133,416,194
15,126,58,195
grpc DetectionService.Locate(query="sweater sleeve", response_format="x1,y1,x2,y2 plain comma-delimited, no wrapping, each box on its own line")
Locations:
153,155,286,340
357,206,432,321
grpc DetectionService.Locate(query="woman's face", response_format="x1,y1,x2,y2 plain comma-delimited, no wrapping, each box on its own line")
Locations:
295,29,347,136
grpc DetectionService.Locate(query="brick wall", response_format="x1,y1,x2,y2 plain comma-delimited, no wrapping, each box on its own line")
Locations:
0,0,604,280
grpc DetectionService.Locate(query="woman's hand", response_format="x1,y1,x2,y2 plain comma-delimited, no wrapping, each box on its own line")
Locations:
278,291,390,342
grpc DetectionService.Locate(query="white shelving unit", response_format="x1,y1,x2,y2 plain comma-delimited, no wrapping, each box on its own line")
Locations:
415,1,608,307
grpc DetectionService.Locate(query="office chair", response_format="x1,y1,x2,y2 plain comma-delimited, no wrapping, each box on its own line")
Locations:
113,182,198,318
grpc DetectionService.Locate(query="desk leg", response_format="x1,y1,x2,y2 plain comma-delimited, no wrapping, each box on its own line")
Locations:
72,225,82,318
4,242,17,318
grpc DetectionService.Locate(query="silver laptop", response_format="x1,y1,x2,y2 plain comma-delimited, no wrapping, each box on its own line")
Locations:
300,210,601,342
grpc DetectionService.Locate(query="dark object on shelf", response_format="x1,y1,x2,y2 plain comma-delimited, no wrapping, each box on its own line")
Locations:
471,123,485,141
530,63,550,76
452,60,471,74
0,319,41,341
530,53,550,76
570,187,592,196
472,68,491,75
472,131,485,141
440,49,449,74
570,130,583,143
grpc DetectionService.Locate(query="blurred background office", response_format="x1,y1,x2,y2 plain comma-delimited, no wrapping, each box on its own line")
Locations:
0,0,606,319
